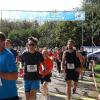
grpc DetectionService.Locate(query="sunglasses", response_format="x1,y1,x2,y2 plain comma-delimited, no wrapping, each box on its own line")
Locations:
28,43,35,46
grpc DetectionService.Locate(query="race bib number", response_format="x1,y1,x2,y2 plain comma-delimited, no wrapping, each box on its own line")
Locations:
67,63,75,69
27,65,37,72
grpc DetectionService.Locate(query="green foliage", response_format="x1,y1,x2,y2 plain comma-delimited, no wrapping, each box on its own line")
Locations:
82,0,100,46
0,19,88,47
95,64,100,83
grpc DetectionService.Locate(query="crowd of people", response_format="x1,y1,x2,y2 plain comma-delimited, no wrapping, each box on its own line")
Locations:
0,31,95,100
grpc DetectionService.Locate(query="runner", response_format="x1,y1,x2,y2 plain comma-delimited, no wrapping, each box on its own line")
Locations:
79,46,87,79
61,39,83,100
48,48,54,60
0,32,19,100
5,39,18,61
5,39,20,72
21,37,45,100
55,48,61,73
39,49,53,100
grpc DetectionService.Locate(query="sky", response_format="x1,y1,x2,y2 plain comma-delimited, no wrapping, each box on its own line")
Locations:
0,0,83,11
0,0,83,20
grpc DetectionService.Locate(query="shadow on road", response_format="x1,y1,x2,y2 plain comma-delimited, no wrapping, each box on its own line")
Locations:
48,95,65,100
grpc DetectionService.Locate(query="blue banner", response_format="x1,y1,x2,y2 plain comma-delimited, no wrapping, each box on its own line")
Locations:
22,11,85,21
1,10,85,21
19,11,85,21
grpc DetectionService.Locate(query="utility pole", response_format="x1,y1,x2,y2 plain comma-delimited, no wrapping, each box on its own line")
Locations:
81,20,84,46
91,4,94,53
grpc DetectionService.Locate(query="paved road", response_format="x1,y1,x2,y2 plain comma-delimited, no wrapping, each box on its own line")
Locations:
17,67,99,100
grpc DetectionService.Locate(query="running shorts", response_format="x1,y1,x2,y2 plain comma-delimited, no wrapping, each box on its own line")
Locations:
24,80,40,92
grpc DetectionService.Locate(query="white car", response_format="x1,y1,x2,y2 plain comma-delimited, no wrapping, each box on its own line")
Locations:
87,50,100,63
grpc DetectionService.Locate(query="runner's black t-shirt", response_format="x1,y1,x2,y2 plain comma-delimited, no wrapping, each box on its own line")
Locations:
65,50,81,70
21,51,44,80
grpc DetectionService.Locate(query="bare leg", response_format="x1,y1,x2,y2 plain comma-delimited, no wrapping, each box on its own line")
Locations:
41,82,48,96
80,66,84,79
30,89,36,100
43,82,48,96
25,92,30,100
66,80,72,100
73,81,78,93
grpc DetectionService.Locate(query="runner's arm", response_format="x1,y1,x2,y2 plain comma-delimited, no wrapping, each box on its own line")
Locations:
0,71,18,80
61,51,66,71
76,51,84,73
42,62,46,72
76,51,84,64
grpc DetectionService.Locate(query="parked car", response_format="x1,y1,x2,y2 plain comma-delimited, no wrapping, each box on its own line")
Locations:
87,50,100,63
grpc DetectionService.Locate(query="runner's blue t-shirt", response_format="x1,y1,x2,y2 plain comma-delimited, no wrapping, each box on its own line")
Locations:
0,48,18,99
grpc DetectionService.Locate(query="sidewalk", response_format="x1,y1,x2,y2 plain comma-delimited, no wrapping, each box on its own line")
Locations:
17,68,99,100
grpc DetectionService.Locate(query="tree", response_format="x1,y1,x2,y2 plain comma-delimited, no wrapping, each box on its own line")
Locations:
81,0,100,45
